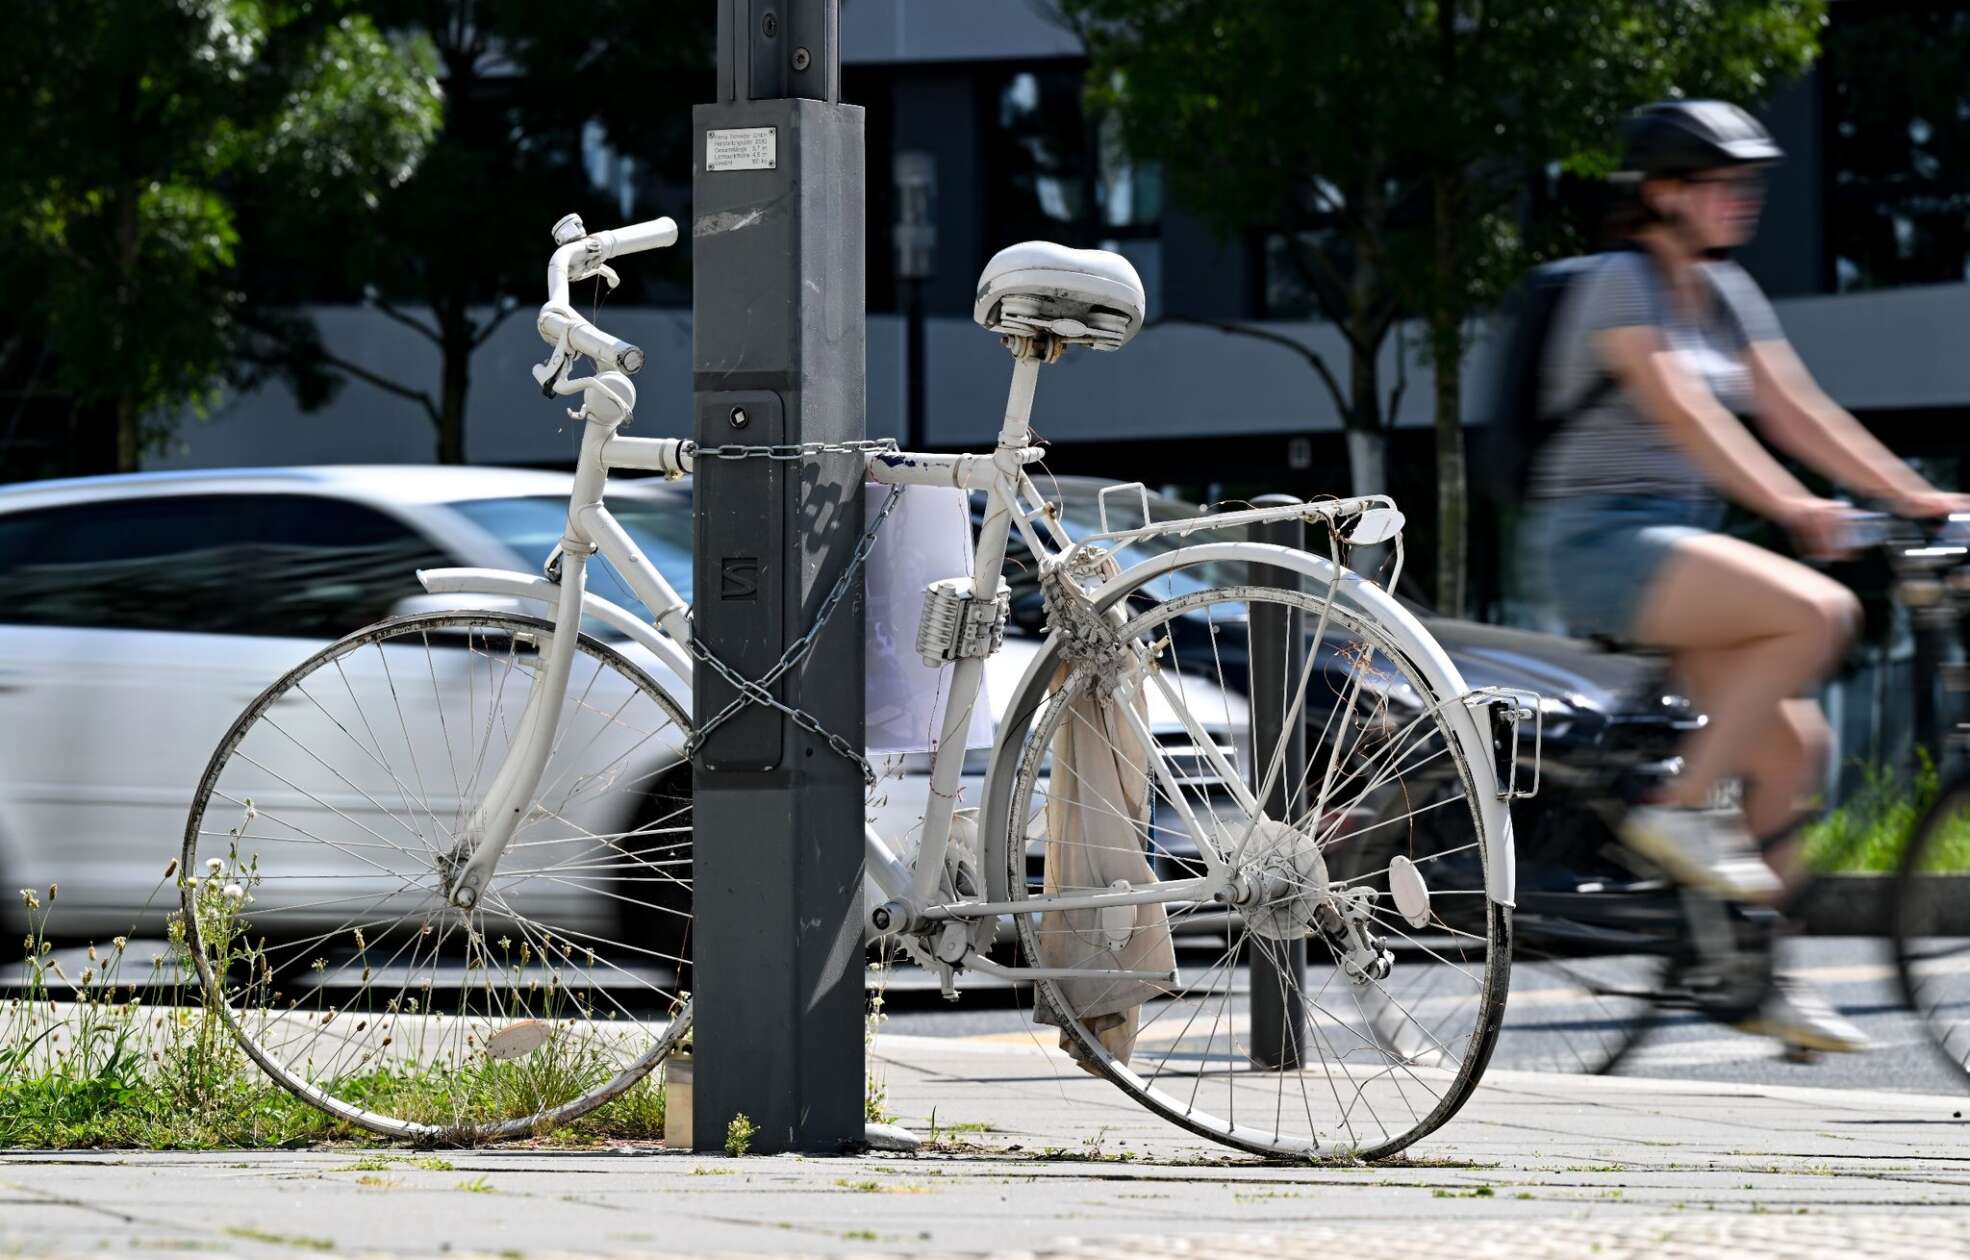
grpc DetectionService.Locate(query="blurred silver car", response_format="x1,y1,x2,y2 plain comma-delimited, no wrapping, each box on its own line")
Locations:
0,466,1243,945
0,467,697,937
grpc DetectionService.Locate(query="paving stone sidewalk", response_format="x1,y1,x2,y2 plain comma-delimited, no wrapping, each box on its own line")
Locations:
2,1032,1968,1258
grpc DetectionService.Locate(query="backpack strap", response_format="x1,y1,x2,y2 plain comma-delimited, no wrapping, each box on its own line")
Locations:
1544,372,1617,428
1539,244,1654,429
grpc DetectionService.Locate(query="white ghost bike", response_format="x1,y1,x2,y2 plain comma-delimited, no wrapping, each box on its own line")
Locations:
182,214,1531,1158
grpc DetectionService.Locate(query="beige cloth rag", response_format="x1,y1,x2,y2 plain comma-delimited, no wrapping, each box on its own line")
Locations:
1033,664,1177,1065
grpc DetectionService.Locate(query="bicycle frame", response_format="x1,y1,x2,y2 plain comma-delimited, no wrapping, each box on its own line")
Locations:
421,342,1196,974
422,222,1518,984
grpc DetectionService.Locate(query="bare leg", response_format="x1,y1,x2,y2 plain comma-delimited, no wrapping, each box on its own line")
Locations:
1679,642,1833,881
1632,534,1856,815
1629,536,1867,1053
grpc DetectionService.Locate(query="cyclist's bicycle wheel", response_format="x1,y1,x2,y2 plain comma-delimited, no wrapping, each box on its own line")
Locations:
994,583,1509,1160
181,611,694,1141
1499,871,1775,1077
1892,770,1970,1087
1387,804,1669,1076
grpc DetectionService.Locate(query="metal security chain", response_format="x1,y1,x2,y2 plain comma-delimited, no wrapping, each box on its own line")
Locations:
684,438,904,786
694,438,900,463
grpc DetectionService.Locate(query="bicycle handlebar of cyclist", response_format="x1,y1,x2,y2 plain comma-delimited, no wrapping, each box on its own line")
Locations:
538,215,677,378
1835,508,1970,556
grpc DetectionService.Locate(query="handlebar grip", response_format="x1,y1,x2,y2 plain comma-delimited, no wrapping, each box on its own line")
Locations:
599,217,678,260
540,308,645,375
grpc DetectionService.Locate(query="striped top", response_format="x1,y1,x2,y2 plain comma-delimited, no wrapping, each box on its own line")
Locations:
1529,250,1784,501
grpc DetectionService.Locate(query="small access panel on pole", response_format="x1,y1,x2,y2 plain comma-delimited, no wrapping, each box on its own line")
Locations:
690,0,868,1154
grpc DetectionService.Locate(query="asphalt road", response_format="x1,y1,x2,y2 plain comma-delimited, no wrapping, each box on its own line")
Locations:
877,936,1970,1097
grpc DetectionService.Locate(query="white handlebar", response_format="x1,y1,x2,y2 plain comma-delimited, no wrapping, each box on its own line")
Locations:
596,217,678,258
537,215,678,378
539,308,646,376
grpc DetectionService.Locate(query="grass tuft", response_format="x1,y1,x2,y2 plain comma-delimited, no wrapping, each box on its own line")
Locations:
0,868,671,1151
1804,751,1970,873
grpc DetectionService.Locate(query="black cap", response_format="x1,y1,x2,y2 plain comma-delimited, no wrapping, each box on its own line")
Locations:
1620,100,1783,179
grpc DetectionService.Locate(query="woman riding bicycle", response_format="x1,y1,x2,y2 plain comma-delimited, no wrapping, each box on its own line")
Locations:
1523,100,1965,1054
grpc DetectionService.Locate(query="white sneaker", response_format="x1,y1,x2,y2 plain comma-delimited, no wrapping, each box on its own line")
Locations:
1619,804,1782,900
1737,977,1872,1054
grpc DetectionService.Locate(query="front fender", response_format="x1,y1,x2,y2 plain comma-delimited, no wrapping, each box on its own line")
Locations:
416,567,694,689
980,542,1517,907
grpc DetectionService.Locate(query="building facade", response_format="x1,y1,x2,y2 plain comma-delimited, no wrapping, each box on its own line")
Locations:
155,1,1970,492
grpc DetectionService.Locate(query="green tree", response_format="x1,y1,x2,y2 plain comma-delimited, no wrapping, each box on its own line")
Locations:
1063,0,1825,615
0,1,442,476
285,1,713,464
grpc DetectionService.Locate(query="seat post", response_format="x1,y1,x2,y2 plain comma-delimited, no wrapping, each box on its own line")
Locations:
996,350,1043,451
994,333,1059,451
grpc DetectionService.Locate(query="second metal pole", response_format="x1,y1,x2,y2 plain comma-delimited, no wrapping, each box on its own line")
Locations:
1247,493,1307,1070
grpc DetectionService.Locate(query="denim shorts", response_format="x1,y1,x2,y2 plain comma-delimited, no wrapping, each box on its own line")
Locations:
1520,494,1726,640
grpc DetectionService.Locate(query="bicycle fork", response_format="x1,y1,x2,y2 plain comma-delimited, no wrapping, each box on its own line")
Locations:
446,548,593,910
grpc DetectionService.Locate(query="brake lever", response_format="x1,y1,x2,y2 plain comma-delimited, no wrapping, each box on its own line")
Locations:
531,310,578,396
567,255,622,292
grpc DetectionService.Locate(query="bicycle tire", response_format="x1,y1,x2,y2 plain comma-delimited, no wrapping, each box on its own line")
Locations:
1891,769,1970,1088
995,583,1511,1161
181,610,694,1142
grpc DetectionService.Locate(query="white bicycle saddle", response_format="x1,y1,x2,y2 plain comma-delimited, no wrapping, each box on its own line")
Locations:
972,241,1146,351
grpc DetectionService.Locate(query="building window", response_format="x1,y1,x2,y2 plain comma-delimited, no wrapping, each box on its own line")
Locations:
1825,2,1970,292
984,64,1162,249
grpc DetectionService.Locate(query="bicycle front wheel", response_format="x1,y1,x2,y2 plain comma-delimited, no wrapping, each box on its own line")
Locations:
998,583,1509,1160
181,611,694,1141
1892,771,1970,1087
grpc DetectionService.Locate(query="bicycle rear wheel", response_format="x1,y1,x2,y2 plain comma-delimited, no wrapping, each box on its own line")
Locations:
998,584,1510,1161
181,611,694,1141
1892,771,1970,1087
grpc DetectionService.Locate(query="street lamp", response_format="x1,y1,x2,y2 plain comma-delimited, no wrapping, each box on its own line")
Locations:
893,150,936,451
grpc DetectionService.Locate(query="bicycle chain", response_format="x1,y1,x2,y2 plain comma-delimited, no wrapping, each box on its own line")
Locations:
683,438,905,786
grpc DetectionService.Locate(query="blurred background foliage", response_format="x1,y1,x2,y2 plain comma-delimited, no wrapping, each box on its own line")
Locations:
0,0,712,477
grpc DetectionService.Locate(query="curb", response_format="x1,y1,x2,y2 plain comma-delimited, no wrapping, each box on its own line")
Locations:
1795,872,1970,936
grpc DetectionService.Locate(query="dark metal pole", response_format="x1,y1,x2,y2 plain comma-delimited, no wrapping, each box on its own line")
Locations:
891,151,934,452
690,0,867,1154
905,277,926,451
1247,494,1307,1070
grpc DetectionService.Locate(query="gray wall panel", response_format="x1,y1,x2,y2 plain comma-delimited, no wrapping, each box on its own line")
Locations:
148,278,1970,472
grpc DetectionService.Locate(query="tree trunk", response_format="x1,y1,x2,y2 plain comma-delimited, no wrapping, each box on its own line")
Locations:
1344,337,1386,501
114,396,140,473
1431,327,1466,618
1345,317,1390,573
1345,426,1387,502
1431,173,1467,619
114,184,142,472
1430,4,1469,618
438,320,470,464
